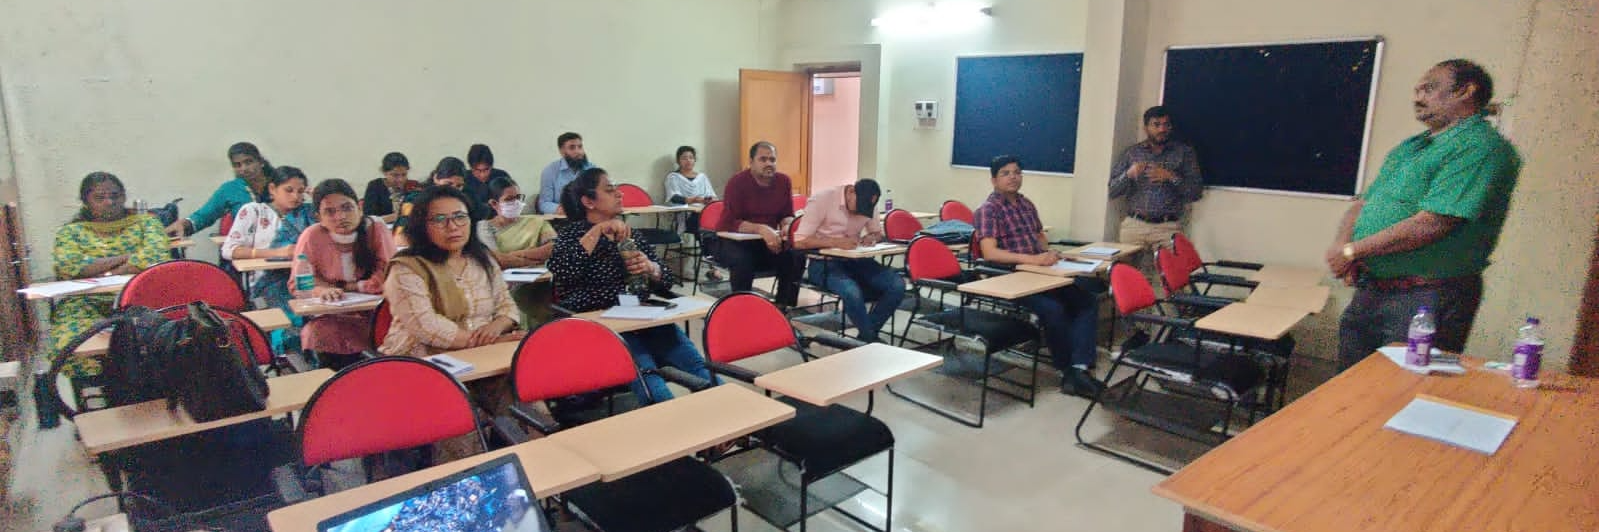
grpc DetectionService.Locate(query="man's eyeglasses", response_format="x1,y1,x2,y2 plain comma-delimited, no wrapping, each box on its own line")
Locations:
320,204,358,217
426,212,472,228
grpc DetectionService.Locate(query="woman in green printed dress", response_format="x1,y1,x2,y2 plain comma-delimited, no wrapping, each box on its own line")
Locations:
51,172,169,377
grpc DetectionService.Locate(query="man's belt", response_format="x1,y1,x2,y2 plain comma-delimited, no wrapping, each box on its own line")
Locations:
1129,212,1180,224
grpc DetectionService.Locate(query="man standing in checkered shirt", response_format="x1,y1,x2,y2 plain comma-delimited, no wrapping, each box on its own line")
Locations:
1109,106,1204,272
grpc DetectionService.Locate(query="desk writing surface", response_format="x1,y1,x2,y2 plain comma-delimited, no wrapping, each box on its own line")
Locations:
715,231,763,241
547,384,794,481
1193,302,1306,340
208,235,227,245
442,341,520,382
1249,264,1324,287
232,258,293,272
957,271,1072,300
75,369,334,456
266,438,599,532
624,204,703,215
21,279,126,300
817,244,908,259
573,295,715,334
1244,285,1331,314
1061,241,1142,260
74,308,291,356
1016,261,1106,278
288,296,383,317
169,238,196,249
1153,354,1599,532
754,343,941,406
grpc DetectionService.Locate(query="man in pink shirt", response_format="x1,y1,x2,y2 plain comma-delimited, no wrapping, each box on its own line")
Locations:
792,179,905,343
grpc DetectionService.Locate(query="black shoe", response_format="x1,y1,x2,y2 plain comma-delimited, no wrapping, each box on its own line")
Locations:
1061,368,1106,398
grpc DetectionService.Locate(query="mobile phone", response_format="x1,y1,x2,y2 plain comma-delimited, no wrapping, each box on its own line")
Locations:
640,299,678,309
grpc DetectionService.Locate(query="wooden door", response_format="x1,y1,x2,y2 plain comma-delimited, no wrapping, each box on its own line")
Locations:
739,69,812,196
0,203,35,361
1571,214,1599,376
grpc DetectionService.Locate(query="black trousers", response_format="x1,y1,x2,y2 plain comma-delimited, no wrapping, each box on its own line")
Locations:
717,239,803,306
1337,274,1484,371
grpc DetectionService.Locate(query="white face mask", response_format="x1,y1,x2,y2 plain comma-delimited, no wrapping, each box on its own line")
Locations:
330,230,358,244
496,200,525,219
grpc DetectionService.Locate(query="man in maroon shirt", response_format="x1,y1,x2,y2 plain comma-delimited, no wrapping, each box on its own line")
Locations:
716,141,803,306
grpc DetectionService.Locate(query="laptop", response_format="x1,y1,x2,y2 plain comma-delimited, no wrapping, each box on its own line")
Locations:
317,454,553,532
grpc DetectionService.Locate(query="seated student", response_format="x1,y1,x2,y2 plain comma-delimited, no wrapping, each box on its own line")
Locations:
716,141,803,307
476,176,557,327
291,179,398,371
51,172,169,379
536,132,592,214
973,155,1105,398
165,142,275,237
362,152,420,220
394,157,487,245
464,143,513,210
791,179,905,343
221,166,314,310
547,168,715,404
664,145,717,205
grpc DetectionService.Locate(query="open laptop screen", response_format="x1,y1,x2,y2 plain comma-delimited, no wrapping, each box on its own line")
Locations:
317,454,551,532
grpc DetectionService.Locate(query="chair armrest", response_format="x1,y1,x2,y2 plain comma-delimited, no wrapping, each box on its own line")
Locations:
708,361,761,384
1168,293,1235,311
359,350,383,360
278,352,312,374
804,332,868,351
1050,239,1092,247
914,278,961,292
271,464,314,505
509,402,562,435
550,304,578,318
649,366,714,391
488,415,533,445
1190,273,1259,289
973,265,1013,277
1125,312,1195,330
1211,260,1264,270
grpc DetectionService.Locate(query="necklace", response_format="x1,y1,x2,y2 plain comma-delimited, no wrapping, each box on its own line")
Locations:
448,256,470,283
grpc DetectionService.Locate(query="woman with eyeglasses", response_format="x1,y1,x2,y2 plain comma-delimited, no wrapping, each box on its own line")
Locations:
477,176,557,327
290,179,397,370
221,166,314,310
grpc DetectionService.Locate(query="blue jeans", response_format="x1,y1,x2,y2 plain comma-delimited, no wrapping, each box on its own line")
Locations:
807,259,906,343
621,325,715,404
1015,286,1099,369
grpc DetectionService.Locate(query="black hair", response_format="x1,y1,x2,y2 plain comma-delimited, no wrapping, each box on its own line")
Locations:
267,165,308,203
227,141,277,179
989,155,1022,178
1143,105,1172,125
381,152,410,172
557,132,582,149
467,144,494,167
395,185,495,272
487,176,520,203
674,146,697,171
748,141,776,161
73,172,125,223
311,178,377,280
1436,59,1494,111
852,179,882,217
560,167,609,221
432,157,467,183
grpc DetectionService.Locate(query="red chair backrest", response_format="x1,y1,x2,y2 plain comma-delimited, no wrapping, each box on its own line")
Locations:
370,301,393,348
218,209,236,239
791,194,808,213
156,305,274,366
883,209,922,242
617,183,654,208
1156,247,1192,296
940,200,974,224
907,237,962,282
510,318,640,402
299,357,479,466
787,214,803,244
118,259,246,312
1110,263,1159,316
1171,233,1204,275
703,293,797,364
699,200,725,232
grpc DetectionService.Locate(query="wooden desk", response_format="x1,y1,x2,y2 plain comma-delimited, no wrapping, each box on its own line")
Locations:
571,296,715,334
441,341,520,382
715,231,763,241
1016,261,1108,277
754,343,941,406
547,384,794,481
208,235,226,245
289,297,383,317
266,438,599,532
957,271,1072,300
1193,302,1307,340
623,204,703,216
1153,354,1599,532
817,244,908,259
233,258,293,272
1244,285,1331,314
1060,241,1144,261
169,238,196,250
20,278,128,300
1249,264,1324,287
75,308,292,356
74,368,334,456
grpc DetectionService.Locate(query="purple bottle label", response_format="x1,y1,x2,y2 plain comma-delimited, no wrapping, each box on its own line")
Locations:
1512,342,1542,380
1406,334,1433,366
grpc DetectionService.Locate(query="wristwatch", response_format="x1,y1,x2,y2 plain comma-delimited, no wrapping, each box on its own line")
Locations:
1342,243,1356,260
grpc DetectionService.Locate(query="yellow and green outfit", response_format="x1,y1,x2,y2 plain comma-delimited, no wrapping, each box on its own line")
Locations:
50,213,169,377
478,215,557,328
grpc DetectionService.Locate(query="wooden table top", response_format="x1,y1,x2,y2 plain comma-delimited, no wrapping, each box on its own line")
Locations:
75,368,334,456
288,296,383,317
169,238,195,249
20,279,127,300
754,343,941,406
1061,241,1143,260
817,244,908,259
623,204,703,215
571,296,715,334
74,308,291,356
957,271,1073,300
1249,264,1325,287
1016,261,1109,278
1153,354,1599,532
546,384,794,481
440,341,520,382
208,235,226,245
1193,302,1308,340
715,231,763,241
1245,285,1331,314
232,258,293,272
266,438,599,532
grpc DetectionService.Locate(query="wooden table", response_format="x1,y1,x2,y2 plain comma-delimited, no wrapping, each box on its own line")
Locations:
233,258,293,272
1249,264,1324,287
1061,241,1143,261
754,343,941,406
1016,260,1109,277
957,271,1072,300
571,296,715,334
1193,302,1307,340
1244,285,1331,314
547,384,794,481
169,238,196,250
1153,354,1599,532
266,438,600,532
75,308,292,356
208,235,227,245
716,231,763,241
19,278,128,300
74,368,334,456
623,204,703,216
817,244,908,259
289,296,383,317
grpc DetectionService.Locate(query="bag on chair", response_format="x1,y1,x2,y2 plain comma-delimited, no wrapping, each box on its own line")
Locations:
917,220,975,244
46,305,175,417
155,301,271,422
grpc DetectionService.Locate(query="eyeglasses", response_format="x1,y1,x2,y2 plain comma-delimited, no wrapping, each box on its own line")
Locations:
320,203,358,217
426,212,472,228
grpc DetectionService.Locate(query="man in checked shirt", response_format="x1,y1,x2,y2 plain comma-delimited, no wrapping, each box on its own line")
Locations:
1109,106,1204,273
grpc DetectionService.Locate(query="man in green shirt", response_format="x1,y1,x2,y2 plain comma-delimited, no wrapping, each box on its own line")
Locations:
1326,59,1521,370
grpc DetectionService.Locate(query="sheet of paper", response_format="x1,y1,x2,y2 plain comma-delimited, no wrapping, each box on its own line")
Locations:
1053,259,1103,273
600,305,668,320
1076,246,1122,257
323,292,383,307
18,282,96,298
79,275,133,286
662,296,712,315
1376,346,1466,375
1383,396,1518,454
503,267,548,283
853,243,900,252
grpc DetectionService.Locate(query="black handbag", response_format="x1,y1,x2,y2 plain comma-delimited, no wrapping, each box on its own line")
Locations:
160,301,271,422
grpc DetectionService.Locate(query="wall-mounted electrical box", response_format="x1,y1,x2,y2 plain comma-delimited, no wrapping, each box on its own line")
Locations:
914,100,938,129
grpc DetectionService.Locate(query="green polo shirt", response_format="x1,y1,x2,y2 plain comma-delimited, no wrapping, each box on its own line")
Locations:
1353,113,1521,279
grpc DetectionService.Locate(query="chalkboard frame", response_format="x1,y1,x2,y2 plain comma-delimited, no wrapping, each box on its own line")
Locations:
951,51,1086,177
1159,37,1385,199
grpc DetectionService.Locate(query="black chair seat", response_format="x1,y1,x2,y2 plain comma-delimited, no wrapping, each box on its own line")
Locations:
634,228,683,247
757,397,894,482
1123,342,1265,397
917,309,1037,354
564,457,736,532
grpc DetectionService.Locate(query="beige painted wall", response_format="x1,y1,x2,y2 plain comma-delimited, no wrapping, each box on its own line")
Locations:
0,0,776,270
810,76,863,192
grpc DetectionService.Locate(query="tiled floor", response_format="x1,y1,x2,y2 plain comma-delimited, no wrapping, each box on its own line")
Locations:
2,276,1336,532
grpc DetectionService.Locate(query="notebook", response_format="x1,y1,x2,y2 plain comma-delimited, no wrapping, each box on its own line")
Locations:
1052,258,1103,273
318,454,551,532
503,268,548,283
1075,246,1122,257
424,354,476,377
1383,395,1518,455
321,292,384,307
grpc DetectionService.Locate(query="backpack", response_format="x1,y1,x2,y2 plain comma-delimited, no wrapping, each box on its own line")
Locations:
918,219,975,244
154,301,271,422
49,305,175,416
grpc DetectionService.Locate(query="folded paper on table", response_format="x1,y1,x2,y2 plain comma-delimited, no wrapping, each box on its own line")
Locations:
1376,346,1466,375
1383,395,1517,454
1053,259,1103,273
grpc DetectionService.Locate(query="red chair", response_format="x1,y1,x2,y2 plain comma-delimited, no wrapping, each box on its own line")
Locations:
617,183,681,247
691,201,728,294
505,318,739,532
217,209,236,239
1169,233,1260,294
368,301,393,349
702,293,894,532
118,259,247,312
882,209,923,243
616,183,654,208
939,200,974,224
791,193,808,213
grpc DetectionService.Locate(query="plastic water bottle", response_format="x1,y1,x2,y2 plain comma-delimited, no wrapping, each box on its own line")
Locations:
617,238,649,296
1405,306,1436,369
293,253,316,292
883,189,894,212
1511,317,1544,388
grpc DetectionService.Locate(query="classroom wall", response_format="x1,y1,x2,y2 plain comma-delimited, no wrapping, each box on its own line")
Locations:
0,0,778,269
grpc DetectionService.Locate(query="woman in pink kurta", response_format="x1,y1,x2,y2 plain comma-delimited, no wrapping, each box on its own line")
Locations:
290,179,397,370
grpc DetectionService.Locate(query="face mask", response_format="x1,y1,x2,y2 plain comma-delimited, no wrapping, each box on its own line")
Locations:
330,230,358,244
497,201,525,219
